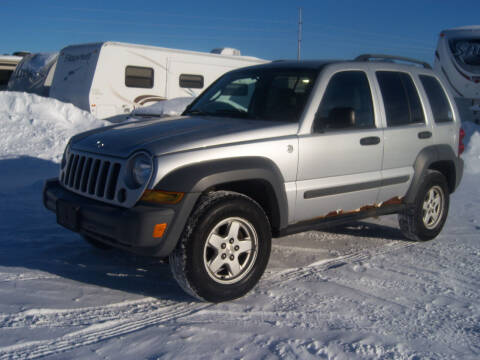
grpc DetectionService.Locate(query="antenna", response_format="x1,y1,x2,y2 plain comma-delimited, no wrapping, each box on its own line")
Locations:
297,7,302,60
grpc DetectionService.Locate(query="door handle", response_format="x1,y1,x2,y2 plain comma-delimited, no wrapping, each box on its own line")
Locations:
418,131,432,139
360,136,381,145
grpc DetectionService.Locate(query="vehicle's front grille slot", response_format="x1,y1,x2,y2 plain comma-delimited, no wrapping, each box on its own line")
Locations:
74,157,86,189
96,161,110,197
61,152,123,203
68,154,79,187
81,158,92,192
106,163,121,200
88,159,101,195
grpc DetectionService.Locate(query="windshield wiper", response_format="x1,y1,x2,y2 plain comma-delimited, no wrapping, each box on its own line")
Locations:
183,109,212,116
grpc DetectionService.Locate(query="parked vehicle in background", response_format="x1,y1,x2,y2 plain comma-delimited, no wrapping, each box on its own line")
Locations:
49,42,267,119
7,52,58,97
44,54,464,302
434,26,480,123
0,55,22,90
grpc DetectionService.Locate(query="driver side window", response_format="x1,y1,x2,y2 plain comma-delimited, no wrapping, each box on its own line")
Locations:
314,71,375,132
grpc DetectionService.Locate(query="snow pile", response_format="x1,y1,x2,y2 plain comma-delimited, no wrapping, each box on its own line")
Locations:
131,97,194,117
0,92,105,163
462,121,480,174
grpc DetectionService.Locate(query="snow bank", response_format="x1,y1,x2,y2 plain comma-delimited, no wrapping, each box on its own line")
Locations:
0,92,105,163
463,121,480,174
131,97,194,117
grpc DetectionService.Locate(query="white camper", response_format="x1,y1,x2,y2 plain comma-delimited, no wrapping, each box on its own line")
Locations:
0,55,22,90
49,42,267,119
434,26,480,122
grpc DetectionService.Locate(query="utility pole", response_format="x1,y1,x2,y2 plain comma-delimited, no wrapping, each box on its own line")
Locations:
297,7,302,61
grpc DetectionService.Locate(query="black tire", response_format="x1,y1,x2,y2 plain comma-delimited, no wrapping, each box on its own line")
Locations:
169,191,271,302
82,235,113,250
398,170,449,241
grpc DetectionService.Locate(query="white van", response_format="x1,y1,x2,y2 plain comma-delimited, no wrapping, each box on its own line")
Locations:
49,42,267,119
0,55,22,90
434,26,480,122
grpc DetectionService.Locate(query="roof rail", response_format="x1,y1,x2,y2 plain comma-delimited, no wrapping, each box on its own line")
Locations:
354,54,432,69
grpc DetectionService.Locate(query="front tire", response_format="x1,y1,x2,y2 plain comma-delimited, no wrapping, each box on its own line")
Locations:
398,170,449,241
169,191,271,302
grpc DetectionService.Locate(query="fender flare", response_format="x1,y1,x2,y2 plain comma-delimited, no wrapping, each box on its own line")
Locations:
154,157,289,231
405,145,462,204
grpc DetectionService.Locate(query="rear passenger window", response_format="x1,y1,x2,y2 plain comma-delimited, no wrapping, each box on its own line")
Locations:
314,71,375,132
419,75,453,123
376,71,425,126
125,66,154,88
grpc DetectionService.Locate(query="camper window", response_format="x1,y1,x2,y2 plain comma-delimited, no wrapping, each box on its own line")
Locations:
125,66,154,88
179,74,204,89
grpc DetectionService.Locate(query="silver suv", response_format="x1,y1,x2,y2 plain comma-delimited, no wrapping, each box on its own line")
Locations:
44,55,464,302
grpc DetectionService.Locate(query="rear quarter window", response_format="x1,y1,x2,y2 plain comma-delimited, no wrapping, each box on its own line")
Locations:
419,75,454,123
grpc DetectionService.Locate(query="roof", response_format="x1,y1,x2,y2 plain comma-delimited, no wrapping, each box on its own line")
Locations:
60,41,266,63
228,56,432,73
441,26,480,34
231,60,337,72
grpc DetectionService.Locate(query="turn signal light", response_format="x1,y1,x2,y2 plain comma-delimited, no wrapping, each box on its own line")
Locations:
153,223,167,238
140,190,184,204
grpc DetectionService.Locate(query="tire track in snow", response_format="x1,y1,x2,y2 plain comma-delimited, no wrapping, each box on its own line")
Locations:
0,301,210,360
264,239,415,285
0,298,164,329
0,240,414,359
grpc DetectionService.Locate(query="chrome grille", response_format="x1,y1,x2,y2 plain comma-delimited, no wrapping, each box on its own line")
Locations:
61,152,122,202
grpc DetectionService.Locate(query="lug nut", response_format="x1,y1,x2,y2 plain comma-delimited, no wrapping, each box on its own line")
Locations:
221,243,226,249
234,245,239,251
230,255,234,261
229,238,234,244
221,254,227,259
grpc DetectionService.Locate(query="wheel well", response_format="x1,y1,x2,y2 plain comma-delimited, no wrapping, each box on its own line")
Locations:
429,161,455,193
206,180,281,232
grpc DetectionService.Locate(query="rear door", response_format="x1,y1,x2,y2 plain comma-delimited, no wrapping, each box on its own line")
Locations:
295,65,384,222
373,69,433,203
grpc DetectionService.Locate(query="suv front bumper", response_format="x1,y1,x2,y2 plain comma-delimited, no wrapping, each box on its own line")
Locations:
43,179,196,257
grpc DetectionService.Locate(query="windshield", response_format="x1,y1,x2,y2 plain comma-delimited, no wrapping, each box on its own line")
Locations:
449,38,480,74
184,68,318,122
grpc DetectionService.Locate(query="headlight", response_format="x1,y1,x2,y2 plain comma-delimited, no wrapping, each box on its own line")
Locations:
129,153,153,188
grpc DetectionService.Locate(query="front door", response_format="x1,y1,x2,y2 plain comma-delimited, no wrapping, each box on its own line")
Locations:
295,68,384,223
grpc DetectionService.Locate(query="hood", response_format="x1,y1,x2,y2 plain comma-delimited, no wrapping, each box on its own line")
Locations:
70,116,298,158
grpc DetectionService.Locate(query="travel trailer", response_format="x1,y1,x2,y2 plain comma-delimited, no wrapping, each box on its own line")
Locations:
49,42,267,119
0,55,22,90
434,26,480,122
8,52,58,96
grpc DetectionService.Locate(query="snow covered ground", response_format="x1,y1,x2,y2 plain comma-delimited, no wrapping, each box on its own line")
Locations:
0,92,479,359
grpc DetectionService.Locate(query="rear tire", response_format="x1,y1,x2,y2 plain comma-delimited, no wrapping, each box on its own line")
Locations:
398,170,449,241
169,191,271,302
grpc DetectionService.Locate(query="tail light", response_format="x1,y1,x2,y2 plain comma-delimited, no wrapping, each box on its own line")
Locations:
459,128,466,156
